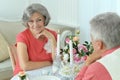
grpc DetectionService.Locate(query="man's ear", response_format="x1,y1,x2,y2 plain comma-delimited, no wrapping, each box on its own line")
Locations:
95,40,104,50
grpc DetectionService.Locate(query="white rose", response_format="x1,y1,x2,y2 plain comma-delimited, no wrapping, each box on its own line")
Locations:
63,54,69,61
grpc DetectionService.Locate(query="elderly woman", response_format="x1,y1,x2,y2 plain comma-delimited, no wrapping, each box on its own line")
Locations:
14,3,57,75
75,12,120,80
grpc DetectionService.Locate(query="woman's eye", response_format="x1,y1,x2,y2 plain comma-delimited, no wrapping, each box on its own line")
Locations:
37,18,42,22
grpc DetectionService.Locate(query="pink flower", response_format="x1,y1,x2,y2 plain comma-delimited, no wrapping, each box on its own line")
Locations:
74,54,81,63
65,38,70,44
80,56,87,62
73,48,77,54
78,44,88,52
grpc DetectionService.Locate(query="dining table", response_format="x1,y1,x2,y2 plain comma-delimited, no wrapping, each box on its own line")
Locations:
10,65,72,80
10,55,84,80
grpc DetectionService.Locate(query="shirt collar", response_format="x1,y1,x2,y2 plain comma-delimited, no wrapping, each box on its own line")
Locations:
102,46,120,57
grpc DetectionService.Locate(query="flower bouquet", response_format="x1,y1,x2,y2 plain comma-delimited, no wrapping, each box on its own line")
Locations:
61,30,94,64
59,30,94,78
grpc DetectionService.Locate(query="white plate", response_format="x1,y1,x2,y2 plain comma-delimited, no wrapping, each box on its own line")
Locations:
34,75,60,80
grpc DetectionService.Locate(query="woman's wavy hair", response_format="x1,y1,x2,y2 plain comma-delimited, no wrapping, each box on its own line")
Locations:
22,3,51,27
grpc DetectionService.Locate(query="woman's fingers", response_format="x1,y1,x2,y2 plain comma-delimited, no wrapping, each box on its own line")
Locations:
85,51,102,66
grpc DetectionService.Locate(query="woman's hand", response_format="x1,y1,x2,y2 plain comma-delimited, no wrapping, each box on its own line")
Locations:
85,50,103,66
42,29,57,60
38,29,57,59
40,29,54,39
34,29,54,40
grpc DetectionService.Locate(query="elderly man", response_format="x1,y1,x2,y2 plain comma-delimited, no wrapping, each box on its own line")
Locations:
75,12,120,80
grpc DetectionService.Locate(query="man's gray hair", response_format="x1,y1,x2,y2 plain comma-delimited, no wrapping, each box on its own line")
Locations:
22,3,50,27
90,12,120,49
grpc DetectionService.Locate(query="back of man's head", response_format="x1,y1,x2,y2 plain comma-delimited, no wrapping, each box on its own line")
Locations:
90,12,120,49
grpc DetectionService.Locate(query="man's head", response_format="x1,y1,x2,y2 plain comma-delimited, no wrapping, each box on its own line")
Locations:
90,12,120,51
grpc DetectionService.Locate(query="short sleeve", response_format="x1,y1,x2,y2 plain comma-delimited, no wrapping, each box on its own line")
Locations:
16,32,27,45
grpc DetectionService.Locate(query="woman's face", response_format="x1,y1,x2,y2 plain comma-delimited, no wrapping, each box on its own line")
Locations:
27,12,45,35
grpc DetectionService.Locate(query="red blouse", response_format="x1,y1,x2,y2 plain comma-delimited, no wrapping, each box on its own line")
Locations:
14,28,57,75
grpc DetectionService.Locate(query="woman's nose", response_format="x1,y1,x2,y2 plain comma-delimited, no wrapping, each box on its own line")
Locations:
33,21,39,27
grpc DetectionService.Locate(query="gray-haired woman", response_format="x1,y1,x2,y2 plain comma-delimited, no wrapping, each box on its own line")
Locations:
14,3,57,75
76,12,120,80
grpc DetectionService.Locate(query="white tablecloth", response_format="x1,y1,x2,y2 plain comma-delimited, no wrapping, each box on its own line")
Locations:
10,66,70,80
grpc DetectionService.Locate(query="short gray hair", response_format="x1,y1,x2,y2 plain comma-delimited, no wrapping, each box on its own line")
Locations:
22,3,51,27
90,12,120,49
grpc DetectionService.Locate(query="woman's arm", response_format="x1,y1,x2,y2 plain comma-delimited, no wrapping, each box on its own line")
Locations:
85,50,104,66
40,29,57,60
17,42,52,71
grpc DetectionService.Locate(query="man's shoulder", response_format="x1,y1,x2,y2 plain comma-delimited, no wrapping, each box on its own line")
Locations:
87,62,105,72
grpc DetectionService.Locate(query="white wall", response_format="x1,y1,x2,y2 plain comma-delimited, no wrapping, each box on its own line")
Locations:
2,0,79,27
79,0,118,43
29,0,79,27
0,0,29,21
0,0,120,43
